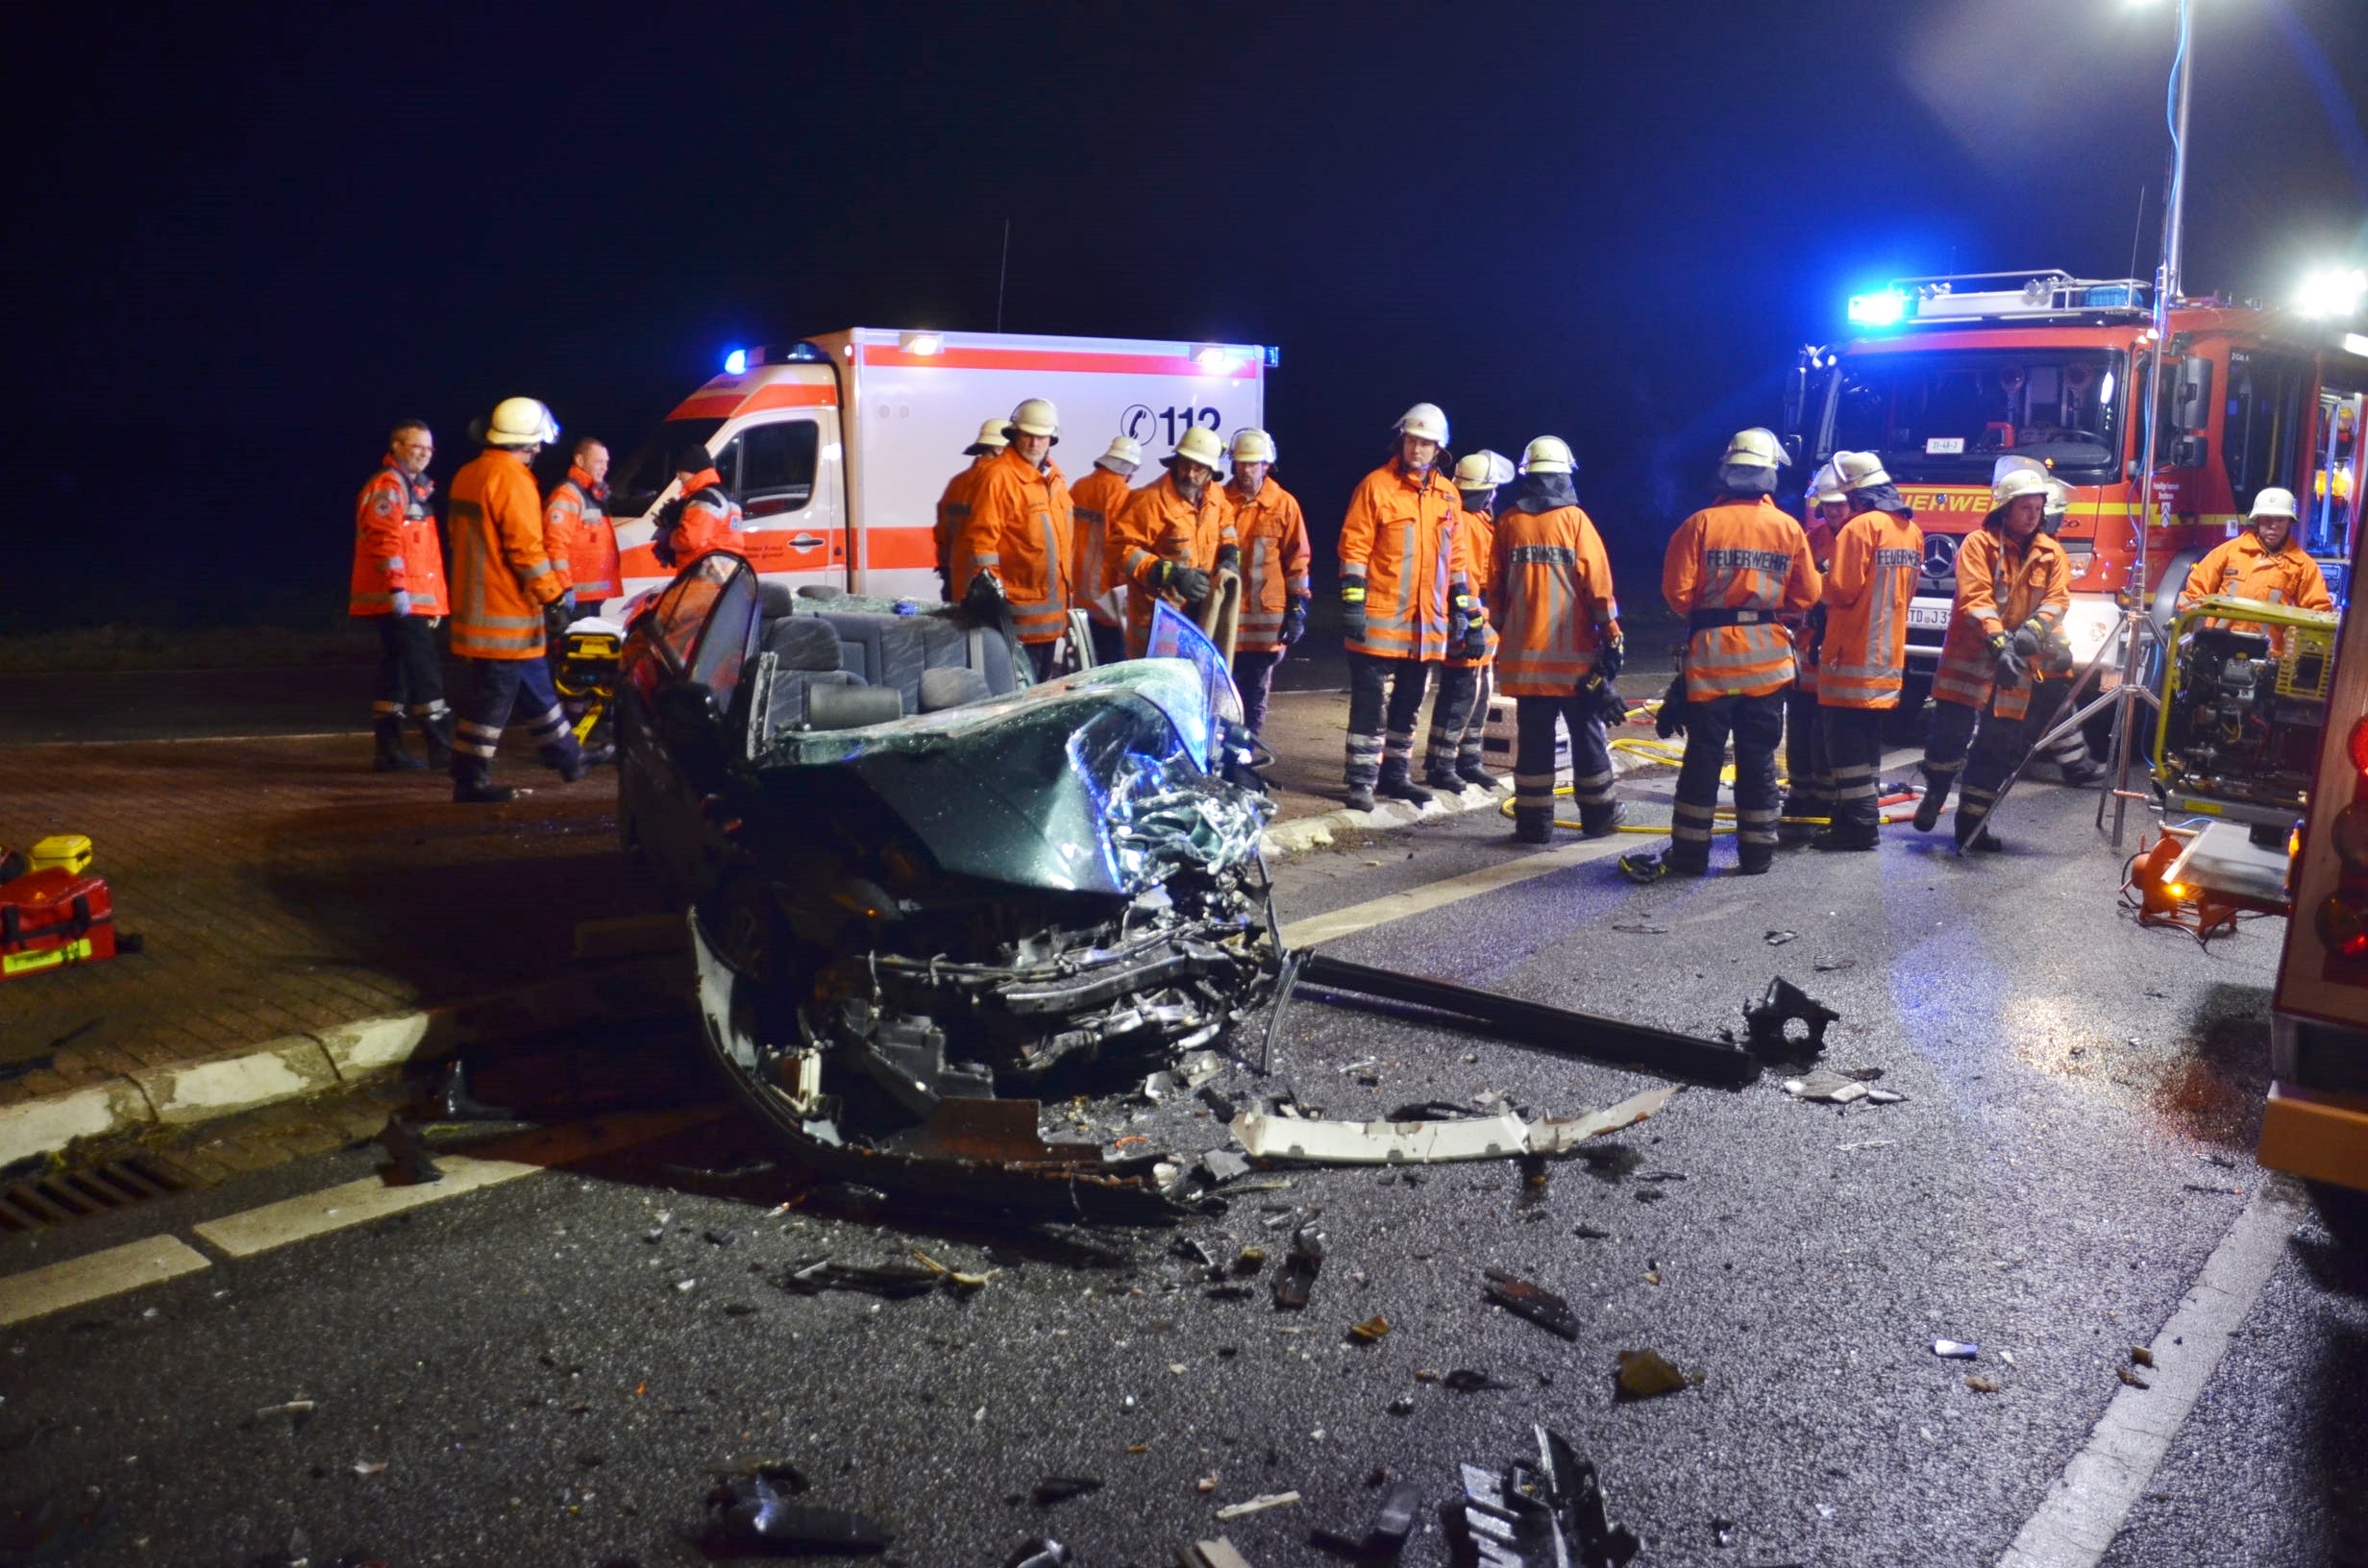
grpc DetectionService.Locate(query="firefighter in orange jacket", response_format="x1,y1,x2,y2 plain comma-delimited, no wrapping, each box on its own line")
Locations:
1425,449,1516,792
1340,404,1473,812
2177,486,2332,646
544,437,618,612
1912,466,2073,849
1070,435,1145,665
350,419,454,772
1632,429,1821,878
1777,463,1848,843
657,443,743,568
953,398,1076,679
1115,427,1237,659
934,418,1009,599
445,398,596,804
1222,429,1310,735
1491,438,1625,844
1812,453,1923,850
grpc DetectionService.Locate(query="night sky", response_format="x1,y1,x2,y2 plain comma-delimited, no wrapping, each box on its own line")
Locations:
10,0,2364,631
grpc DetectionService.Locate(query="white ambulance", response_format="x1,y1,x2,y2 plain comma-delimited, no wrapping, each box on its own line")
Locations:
604,327,1275,604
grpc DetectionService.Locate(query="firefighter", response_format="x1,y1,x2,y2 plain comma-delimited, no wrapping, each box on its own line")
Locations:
1492,437,1624,843
1634,429,1820,877
1917,466,2073,849
2022,479,2111,788
1777,463,1848,844
350,419,454,772
1070,434,1144,665
445,397,595,804
2177,486,2333,642
934,418,1009,599
544,437,617,614
1424,450,1515,792
1115,426,1238,659
1340,404,1472,812
656,443,743,567
1223,429,1311,736
1813,452,1923,850
953,398,1076,679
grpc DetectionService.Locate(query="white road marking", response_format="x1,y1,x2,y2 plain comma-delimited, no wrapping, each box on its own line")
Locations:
0,1235,211,1327
1995,1180,2306,1568
1279,835,1635,947
19,730,367,747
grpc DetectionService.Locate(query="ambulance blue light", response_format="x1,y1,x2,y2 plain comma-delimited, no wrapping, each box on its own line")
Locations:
723,347,749,375
1848,289,1908,327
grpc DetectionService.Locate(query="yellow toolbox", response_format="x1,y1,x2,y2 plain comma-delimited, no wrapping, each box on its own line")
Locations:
29,834,93,875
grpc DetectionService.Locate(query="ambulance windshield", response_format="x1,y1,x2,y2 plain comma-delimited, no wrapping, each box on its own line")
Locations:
1825,348,2126,484
609,418,727,520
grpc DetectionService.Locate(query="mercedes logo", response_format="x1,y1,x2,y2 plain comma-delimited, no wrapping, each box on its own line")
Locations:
1923,534,1960,576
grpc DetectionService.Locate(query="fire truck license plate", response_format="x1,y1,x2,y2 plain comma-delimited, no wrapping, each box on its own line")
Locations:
1908,602,1951,630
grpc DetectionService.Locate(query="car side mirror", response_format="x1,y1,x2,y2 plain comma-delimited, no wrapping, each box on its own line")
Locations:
657,680,720,730
2172,355,2214,433
1781,432,1804,468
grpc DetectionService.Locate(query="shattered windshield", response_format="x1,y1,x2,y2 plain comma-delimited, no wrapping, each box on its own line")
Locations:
1826,348,2126,484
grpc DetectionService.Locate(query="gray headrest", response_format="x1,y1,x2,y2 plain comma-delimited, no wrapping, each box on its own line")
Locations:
918,666,992,712
757,580,797,619
806,682,904,731
765,615,844,671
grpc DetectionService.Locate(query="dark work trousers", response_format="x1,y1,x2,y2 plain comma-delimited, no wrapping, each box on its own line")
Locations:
373,614,449,728
2027,677,2103,780
1345,651,1433,791
1955,696,2032,844
1672,691,1785,871
1089,620,1127,669
1781,682,1830,822
1426,664,1494,776
1514,693,1616,815
1920,696,1980,806
1233,649,1284,736
452,656,581,784
1818,702,1890,840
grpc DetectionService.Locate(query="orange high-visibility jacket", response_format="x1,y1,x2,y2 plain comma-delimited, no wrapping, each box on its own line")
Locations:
1816,510,1924,710
2178,531,2332,654
954,446,1076,644
1228,477,1312,653
1491,503,1622,697
349,457,448,618
671,470,744,564
1932,524,2070,719
1662,497,1822,699
1116,473,1238,657
935,454,996,581
1069,465,1135,628
1340,461,1465,662
1444,506,1498,672
1793,515,1839,696
447,450,562,660
544,467,620,600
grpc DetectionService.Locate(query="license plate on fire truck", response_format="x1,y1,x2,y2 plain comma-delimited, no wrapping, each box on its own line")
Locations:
1907,601,1951,630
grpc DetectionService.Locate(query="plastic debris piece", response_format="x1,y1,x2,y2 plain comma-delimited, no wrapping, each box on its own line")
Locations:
1813,956,1858,971
1965,1376,2002,1393
1234,1246,1267,1275
704,1467,891,1556
1933,1339,1979,1360
1030,1477,1104,1507
1837,1139,1893,1152
1200,1150,1252,1186
1443,1424,1640,1568
353,1459,388,1476
1387,1394,1416,1416
1443,1368,1511,1392
1609,921,1669,935
1574,1223,1612,1239
2117,1367,2152,1389
1743,977,1840,1059
1615,1349,1689,1401
1233,1086,1678,1165
1311,1480,1423,1556
909,1249,999,1289
1272,1223,1321,1311
1348,1314,1392,1343
1783,1071,1867,1104
1484,1268,1582,1340
1006,1539,1071,1568
1181,1539,1255,1568
1215,1491,1299,1521
781,1259,944,1298
1862,1088,1908,1104
1764,929,1798,945
2131,1346,2155,1368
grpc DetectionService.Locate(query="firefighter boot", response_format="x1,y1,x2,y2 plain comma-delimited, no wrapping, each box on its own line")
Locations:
1660,844,1711,877
1736,845,1776,875
1579,800,1624,839
1514,804,1554,845
373,718,423,772
1776,793,1824,846
1375,760,1435,808
1421,759,1468,793
1912,776,1951,833
1455,731,1501,790
1344,785,1377,812
451,757,518,806
418,709,456,771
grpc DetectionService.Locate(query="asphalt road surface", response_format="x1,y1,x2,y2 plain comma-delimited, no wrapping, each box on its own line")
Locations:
4,779,2362,1567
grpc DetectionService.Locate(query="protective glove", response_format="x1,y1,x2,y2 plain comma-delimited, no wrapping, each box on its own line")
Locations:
1215,543,1242,575
1340,575,1368,644
388,589,412,619
544,600,571,641
2011,621,2043,659
1585,674,1629,727
1595,631,1625,683
1655,674,1690,739
1989,630,2026,688
1458,607,1490,662
560,588,579,621
1279,599,1309,647
1447,587,1475,649
1160,562,1212,604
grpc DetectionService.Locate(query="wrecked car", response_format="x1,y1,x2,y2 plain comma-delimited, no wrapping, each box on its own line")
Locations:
614,551,1283,1193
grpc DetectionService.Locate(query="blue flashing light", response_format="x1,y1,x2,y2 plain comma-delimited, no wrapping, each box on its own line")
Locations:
723,347,749,375
1847,289,1908,328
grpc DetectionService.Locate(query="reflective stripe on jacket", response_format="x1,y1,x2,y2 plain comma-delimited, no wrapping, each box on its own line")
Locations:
1491,503,1621,697
935,455,995,581
1115,474,1237,657
1069,465,1134,628
448,450,561,660
1932,525,2071,719
2178,531,2333,655
545,468,619,600
1228,477,1311,653
1340,461,1465,662
954,446,1075,644
1444,506,1497,671
349,457,448,617
1816,510,1923,709
671,470,744,564
1662,497,1822,699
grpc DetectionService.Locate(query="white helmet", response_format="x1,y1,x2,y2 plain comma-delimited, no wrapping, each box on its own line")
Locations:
1395,403,1450,444
1990,466,2053,508
1098,435,1143,471
1721,427,1789,470
1832,451,1892,491
1519,435,1576,475
1167,427,1226,472
483,397,559,449
2249,486,2299,522
1808,463,1847,505
968,418,1011,453
1228,428,1277,466
1453,451,1500,488
1004,398,1060,443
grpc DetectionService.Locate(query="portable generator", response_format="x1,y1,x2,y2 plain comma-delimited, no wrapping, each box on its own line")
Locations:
2154,595,2341,827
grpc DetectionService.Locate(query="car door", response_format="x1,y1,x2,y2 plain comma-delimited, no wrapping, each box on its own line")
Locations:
622,552,760,897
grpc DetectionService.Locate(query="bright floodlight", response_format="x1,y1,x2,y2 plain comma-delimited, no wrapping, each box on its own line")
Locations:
1848,289,1908,327
722,347,749,375
2297,267,2368,319
1195,345,1243,373
900,331,945,355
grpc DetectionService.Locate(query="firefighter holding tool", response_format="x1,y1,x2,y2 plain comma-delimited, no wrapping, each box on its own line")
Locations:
1114,426,1237,659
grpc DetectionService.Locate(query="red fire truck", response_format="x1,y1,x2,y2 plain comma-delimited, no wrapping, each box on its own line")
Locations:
1785,271,2367,700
